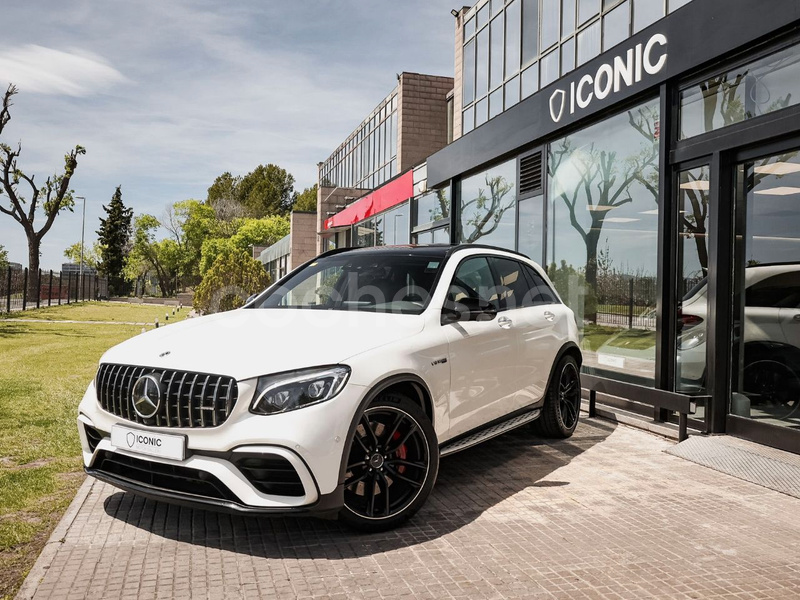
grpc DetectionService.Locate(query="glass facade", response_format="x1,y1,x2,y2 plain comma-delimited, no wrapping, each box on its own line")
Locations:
457,159,517,249
320,92,398,190
547,97,660,384
460,0,689,133
352,202,410,248
731,148,800,431
679,41,800,140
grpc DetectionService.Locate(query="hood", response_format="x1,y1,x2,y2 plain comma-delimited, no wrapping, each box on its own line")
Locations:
100,308,425,381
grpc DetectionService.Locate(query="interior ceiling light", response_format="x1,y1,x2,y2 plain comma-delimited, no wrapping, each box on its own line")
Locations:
753,186,800,196
679,180,710,191
603,217,640,223
753,162,800,175
586,205,615,211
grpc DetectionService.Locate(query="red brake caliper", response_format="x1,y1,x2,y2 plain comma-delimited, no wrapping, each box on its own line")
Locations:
392,431,407,474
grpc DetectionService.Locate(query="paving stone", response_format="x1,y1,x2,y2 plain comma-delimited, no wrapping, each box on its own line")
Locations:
17,418,800,599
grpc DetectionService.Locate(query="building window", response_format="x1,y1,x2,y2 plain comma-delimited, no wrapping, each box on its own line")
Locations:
461,0,682,130
321,91,398,190
679,41,800,140
547,97,660,385
457,158,516,249
377,203,410,246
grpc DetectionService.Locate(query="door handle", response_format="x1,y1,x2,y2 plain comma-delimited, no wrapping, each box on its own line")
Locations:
497,316,513,329
544,311,555,322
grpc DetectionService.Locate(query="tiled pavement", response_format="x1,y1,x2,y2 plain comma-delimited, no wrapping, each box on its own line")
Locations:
18,418,800,599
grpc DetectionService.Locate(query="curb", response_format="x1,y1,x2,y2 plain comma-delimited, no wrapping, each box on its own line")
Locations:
15,477,95,600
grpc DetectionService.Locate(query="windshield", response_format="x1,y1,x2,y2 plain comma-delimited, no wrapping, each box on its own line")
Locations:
251,252,445,314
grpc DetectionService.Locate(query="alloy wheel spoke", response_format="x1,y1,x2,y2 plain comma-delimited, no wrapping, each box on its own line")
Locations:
347,460,367,471
385,464,423,488
378,471,391,516
345,471,370,487
353,432,371,454
561,397,577,424
384,412,405,445
387,423,417,454
386,458,427,469
361,414,379,448
367,473,378,517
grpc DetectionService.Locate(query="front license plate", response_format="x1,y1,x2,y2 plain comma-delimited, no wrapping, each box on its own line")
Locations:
111,425,186,461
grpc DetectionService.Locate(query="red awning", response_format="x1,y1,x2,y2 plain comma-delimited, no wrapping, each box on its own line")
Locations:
324,170,414,230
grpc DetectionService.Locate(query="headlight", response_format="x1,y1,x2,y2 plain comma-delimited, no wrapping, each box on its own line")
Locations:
678,327,706,351
250,366,351,415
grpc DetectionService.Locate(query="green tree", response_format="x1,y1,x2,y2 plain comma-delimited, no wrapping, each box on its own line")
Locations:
0,244,8,271
96,185,133,295
64,241,101,270
238,164,295,217
0,85,85,295
199,215,289,274
207,171,247,222
194,248,270,313
292,184,318,212
124,214,181,297
164,199,219,282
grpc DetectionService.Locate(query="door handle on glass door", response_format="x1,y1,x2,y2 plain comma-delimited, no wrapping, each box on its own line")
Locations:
544,311,555,322
497,316,513,329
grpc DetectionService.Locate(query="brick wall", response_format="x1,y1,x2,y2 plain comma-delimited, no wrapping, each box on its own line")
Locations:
397,72,454,172
288,212,318,269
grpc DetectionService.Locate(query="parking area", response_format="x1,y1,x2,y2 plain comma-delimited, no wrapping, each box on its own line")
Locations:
17,418,800,599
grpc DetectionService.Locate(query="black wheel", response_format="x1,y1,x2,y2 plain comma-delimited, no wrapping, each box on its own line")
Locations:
533,355,581,438
339,394,438,532
743,359,800,420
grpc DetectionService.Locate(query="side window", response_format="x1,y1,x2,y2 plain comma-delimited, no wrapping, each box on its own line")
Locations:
746,271,800,309
448,257,496,307
488,257,531,311
523,264,559,306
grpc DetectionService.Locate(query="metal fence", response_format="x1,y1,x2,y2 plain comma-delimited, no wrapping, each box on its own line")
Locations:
596,276,657,329
0,267,109,313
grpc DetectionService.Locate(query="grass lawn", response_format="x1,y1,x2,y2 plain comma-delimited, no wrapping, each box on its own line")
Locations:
582,324,657,352
3,301,189,325
0,302,187,599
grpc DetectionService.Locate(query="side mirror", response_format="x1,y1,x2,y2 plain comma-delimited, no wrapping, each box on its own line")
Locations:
441,298,497,325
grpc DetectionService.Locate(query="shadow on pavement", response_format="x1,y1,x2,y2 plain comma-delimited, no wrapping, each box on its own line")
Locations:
103,417,616,558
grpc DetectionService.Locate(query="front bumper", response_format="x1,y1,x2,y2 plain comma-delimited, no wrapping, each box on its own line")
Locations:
78,378,366,515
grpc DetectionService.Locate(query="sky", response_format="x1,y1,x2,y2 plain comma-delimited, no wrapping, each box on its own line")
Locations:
0,0,456,270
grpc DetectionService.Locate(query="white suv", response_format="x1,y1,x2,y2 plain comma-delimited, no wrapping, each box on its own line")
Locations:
78,245,582,531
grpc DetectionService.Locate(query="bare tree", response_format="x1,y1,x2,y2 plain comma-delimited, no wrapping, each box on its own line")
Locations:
0,85,85,294
460,175,515,243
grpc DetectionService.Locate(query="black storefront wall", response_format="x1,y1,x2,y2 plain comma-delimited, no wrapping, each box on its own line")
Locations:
427,0,800,188
428,0,800,451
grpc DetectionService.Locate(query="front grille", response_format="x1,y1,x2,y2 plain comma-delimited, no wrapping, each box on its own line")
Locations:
96,363,238,428
93,450,239,502
234,455,305,497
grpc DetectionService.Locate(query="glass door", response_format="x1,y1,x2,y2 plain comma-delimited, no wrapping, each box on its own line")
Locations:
730,146,800,439
675,165,712,424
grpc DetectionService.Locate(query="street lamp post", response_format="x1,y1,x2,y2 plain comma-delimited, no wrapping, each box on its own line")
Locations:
75,196,86,301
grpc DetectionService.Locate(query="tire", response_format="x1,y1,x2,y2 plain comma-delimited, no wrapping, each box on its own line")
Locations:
339,394,439,532
533,355,581,439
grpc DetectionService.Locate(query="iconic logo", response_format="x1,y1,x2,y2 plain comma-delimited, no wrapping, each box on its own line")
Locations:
126,432,136,447
131,374,162,419
549,33,668,123
549,89,566,123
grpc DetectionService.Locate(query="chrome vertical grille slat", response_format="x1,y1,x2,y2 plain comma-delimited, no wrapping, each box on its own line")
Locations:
94,364,237,429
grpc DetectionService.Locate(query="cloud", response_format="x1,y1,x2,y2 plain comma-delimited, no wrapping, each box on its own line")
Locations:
0,44,128,96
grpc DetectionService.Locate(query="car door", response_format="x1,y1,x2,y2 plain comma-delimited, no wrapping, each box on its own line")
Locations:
442,255,522,438
489,257,567,411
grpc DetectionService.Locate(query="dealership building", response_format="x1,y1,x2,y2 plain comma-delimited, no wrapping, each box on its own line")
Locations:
310,0,800,453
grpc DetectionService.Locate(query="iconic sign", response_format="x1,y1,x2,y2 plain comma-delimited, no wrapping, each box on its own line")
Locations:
549,33,668,123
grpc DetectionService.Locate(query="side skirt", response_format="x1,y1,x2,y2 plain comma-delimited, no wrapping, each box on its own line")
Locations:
439,408,541,457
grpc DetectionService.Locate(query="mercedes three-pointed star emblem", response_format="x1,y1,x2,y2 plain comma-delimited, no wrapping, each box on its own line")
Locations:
131,374,162,419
